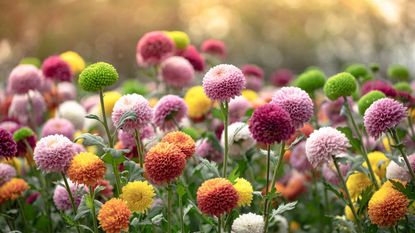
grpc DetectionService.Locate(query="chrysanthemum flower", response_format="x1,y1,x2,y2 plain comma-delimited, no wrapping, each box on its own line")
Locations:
294,69,326,94
0,128,17,159
232,213,264,233
324,72,357,100
363,151,389,179
177,45,205,72
93,179,114,198
7,64,42,94
242,64,264,91
361,80,397,97
195,138,223,163
53,180,84,211
13,127,36,157
270,69,294,87
201,39,226,58
120,181,155,213
0,178,29,204
271,87,314,128
364,98,407,138
160,56,195,89
368,181,408,227
305,127,350,168
221,122,255,157
229,96,252,123
249,104,295,145
60,51,85,74
184,86,212,119
386,154,415,182
136,31,174,65
103,91,122,116
346,172,379,200
98,198,132,233
166,31,190,50
78,62,119,92
8,91,46,125
345,64,370,80
241,90,258,103
388,64,410,82
58,101,87,130
161,131,195,159
233,178,253,207
202,64,246,102
275,171,307,201
357,91,386,116
111,94,153,133
322,162,350,185
67,152,106,186
153,95,187,131
394,81,412,93
41,55,73,82
41,118,76,140
0,163,16,186
197,178,238,216
144,142,186,184
289,142,312,171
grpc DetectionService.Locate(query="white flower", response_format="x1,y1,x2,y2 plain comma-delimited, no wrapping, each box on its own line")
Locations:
232,213,264,233
221,122,256,157
58,101,87,130
272,215,289,233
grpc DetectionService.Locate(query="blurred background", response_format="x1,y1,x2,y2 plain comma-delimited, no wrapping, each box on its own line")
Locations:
0,0,414,80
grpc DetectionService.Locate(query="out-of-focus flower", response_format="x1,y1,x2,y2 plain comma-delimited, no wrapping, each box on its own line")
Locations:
166,31,190,50
13,127,36,157
98,198,131,233
53,180,84,211
160,56,194,89
388,64,410,82
177,45,205,72
241,90,258,103
242,64,264,91
58,101,87,130
120,181,155,213
57,82,77,102
294,69,326,95
0,163,16,186
195,138,223,163
7,64,42,94
9,91,46,125
184,86,212,120
41,118,75,140
363,151,389,179
197,178,238,216
233,178,253,207
221,122,255,157
136,31,174,65
345,64,370,81
232,213,264,233
153,95,187,131
361,80,397,97
386,154,415,182
0,128,17,159
161,131,195,159
201,39,226,59
60,51,85,74
346,172,379,200
270,69,294,87
229,96,251,123
41,55,73,82
78,62,119,92
103,91,122,116
67,152,106,186
275,171,307,201
0,178,29,204
289,142,312,171
320,98,347,126
322,162,350,185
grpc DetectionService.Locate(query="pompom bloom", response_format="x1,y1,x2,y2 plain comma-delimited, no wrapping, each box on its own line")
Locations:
232,212,264,233
98,198,132,233
53,180,84,211
120,181,155,213
41,118,76,140
41,55,73,82
60,51,85,74
363,98,407,138
346,172,379,200
364,151,389,179
221,122,255,157
233,178,253,207
0,128,17,159
386,154,415,182
294,69,326,94
201,39,226,58
7,64,42,94
33,135,76,173
58,101,87,130
67,152,106,186
161,131,195,159
361,80,397,97
78,62,119,92
202,64,246,102
0,163,16,186
357,91,386,116
249,104,295,145
197,178,238,216
270,69,294,87
136,31,175,65
8,91,46,125
177,45,205,72
184,86,212,119
323,72,357,100
305,127,350,168
112,94,153,133
160,56,195,89
153,95,187,131
144,142,186,184
271,87,314,128
0,178,29,204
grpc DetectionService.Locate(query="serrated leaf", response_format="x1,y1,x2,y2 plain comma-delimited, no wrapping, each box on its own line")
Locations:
101,148,128,165
115,111,137,130
85,114,102,122
270,201,297,218
323,181,346,204
287,135,304,150
60,212,76,226
151,214,164,225
198,158,220,177
75,133,106,148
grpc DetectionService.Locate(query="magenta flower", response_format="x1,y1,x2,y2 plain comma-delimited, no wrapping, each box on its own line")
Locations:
201,39,226,58
160,56,195,89
270,69,294,87
7,64,42,94
0,121,21,134
53,180,84,211
41,55,73,82
363,98,407,139
305,127,350,168
248,103,295,145
136,31,175,65
202,64,246,102
57,82,77,102
41,118,75,140
153,95,187,131
241,64,264,79
271,87,314,128
0,163,16,186
0,128,17,159
177,45,205,72
118,126,154,148
361,80,397,97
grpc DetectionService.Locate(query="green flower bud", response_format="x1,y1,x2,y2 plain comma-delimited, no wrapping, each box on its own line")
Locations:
388,64,410,81
78,62,119,92
13,127,34,142
166,31,190,50
394,81,412,93
324,72,357,100
121,80,149,96
294,68,326,95
357,91,386,116
345,64,368,79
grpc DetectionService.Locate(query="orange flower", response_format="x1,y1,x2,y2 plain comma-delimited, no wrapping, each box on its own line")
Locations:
275,172,307,201
0,178,29,204
98,198,131,233
197,178,238,216
161,131,195,159
67,152,106,186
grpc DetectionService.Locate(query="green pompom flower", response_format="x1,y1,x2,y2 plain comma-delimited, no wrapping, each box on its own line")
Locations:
324,72,357,100
394,81,412,93
294,68,326,95
121,80,149,96
13,127,34,142
357,91,386,116
20,57,41,68
388,64,410,81
166,31,190,50
78,62,119,92
345,64,368,78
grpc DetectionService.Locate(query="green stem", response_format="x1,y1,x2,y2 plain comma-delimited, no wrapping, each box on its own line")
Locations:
61,173,81,233
323,178,333,233
17,198,28,232
134,129,145,168
89,186,98,233
167,185,173,233
243,153,256,182
221,102,229,177
343,96,379,189
332,156,363,233
263,144,272,223
389,128,415,185
172,117,182,131
218,216,222,233
179,191,184,233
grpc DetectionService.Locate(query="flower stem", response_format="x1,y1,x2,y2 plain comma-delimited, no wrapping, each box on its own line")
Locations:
332,155,363,233
89,186,98,233
343,96,379,189
218,216,222,233
167,185,173,233
17,198,28,232
178,190,185,233
389,128,415,185
61,173,81,233
220,101,229,177
134,129,145,168
263,144,272,222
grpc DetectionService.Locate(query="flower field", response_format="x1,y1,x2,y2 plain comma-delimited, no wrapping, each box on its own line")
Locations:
1,25,415,233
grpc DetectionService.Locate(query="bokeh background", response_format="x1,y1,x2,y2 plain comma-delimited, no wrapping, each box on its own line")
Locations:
1,0,414,80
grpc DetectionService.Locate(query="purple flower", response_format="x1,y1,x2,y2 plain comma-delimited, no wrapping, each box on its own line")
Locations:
118,126,155,148
248,103,295,145
53,180,84,211
153,95,187,131
321,99,347,126
0,163,17,186
177,45,205,72
8,91,46,125
361,80,397,97
242,64,264,91
41,118,75,140
195,138,223,163
229,96,251,123
41,55,73,82
289,142,312,171
0,128,17,159
7,64,42,94
0,120,21,133
305,127,350,168
33,134,76,173
364,98,407,139
202,64,246,102
386,154,415,182
271,87,314,128
160,56,195,89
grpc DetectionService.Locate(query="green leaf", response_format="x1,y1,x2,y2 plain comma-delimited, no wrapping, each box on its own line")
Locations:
85,114,102,122
227,165,240,184
101,148,128,165
336,127,361,152
75,133,106,148
245,108,254,117
181,127,199,140
206,132,223,153
123,160,143,182
323,181,346,204
198,158,220,177
271,201,298,218
287,135,304,150
177,183,186,198
60,212,76,226
211,108,223,120
115,111,137,130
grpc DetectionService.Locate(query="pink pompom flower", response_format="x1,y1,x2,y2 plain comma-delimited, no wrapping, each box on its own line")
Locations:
41,55,73,82
201,39,226,59
7,64,42,94
160,56,195,89
270,69,294,87
53,180,84,211
153,95,187,131
136,31,175,65
177,45,205,72
8,91,46,125
41,118,75,140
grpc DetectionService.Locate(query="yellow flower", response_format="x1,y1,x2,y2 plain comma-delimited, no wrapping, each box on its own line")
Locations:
233,178,253,207
120,181,155,213
98,198,131,233
382,137,391,152
148,97,159,108
0,178,29,204
363,151,389,179
74,131,97,154
67,152,106,186
184,86,212,119
346,172,379,200
241,90,258,103
290,221,301,231
60,51,85,74
103,91,122,116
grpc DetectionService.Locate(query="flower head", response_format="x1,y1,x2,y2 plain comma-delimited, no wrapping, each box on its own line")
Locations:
357,91,386,116
242,64,264,91
78,62,119,92
60,51,85,74
177,45,205,72
233,178,253,207
8,91,46,125
346,172,379,200
58,101,87,130
249,104,295,145
229,96,251,123
0,128,17,159
270,69,294,87
7,64,42,94
394,81,412,93
33,135,76,173
112,94,153,133
98,198,131,233
305,127,350,168
289,142,312,171
202,64,246,102
294,69,326,94
386,154,415,182
0,178,29,204
136,31,174,65
53,180,84,211
153,95,187,131
232,213,264,233
67,152,106,186
324,72,357,100
197,178,238,216
184,86,212,119
361,80,397,97
271,87,314,128
364,98,407,138
388,64,410,82
195,138,223,163
201,39,226,58
13,127,36,157
120,181,155,213
221,122,255,157
166,31,190,50
41,118,75,140
161,131,195,159
322,162,350,185
41,55,72,82
0,163,16,186
364,151,389,179
103,91,122,115
160,56,195,89
145,142,186,184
